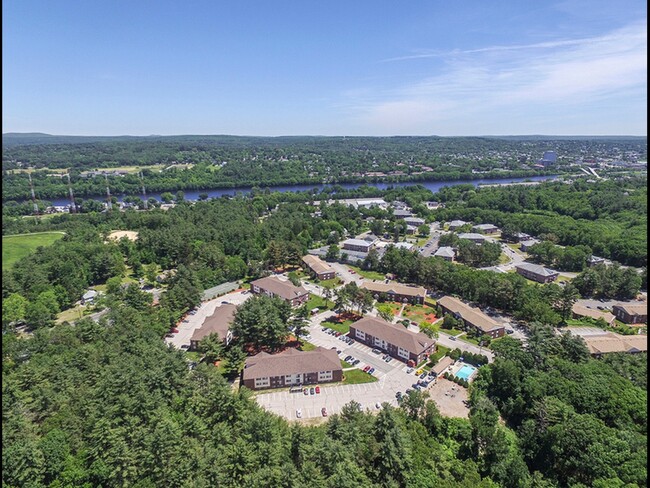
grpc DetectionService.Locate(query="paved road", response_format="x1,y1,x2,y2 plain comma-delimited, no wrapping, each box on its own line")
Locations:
165,290,251,349
329,262,364,285
419,230,443,257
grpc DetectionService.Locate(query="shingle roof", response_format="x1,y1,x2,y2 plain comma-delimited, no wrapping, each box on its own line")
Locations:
581,333,647,354
350,316,434,354
449,220,467,227
361,281,427,298
457,233,485,241
515,262,558,277
571,303,615,324
242,347,342,380
434,246,455,258
431,356,454,375
437,296,503,333
251,276,308,301
191,304,237,342
342,238,373,248
520,239,540,247
302,254,334,275
472,223,498,231
612,303,647,316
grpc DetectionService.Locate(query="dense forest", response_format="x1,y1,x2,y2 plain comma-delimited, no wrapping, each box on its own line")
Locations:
3,174,648,487
3,134,645,201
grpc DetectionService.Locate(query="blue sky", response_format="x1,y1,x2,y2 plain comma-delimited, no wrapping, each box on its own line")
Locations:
2,0,647,136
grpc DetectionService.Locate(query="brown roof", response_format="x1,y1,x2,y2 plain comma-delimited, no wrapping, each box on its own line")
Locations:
437,296,503,333
251,276,308,301
572,303,616,324
302,254,334,275
612,303,647,316
581,332,648,355
431,356,454,376
242,347,342,380
361,281,427,299
191,304,237,342
350,316,434,355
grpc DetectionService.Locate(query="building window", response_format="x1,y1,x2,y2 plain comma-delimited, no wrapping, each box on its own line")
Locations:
318,371,333,381
356,330,366,340
254,377,270,388
397,347,410,359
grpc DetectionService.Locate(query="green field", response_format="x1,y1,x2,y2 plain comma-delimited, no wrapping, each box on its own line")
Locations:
2,232,65,270
342,369,378,384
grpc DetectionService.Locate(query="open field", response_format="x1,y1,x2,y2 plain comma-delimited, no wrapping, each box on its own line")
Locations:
2,232,65,270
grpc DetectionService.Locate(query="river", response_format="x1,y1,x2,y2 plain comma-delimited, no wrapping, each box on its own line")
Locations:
46,174,558,206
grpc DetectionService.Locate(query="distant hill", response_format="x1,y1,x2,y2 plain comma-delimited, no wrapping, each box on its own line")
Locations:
3,132,646,148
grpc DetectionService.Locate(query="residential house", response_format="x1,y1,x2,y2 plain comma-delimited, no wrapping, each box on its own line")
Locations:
349,316,435,365
425,201,443,210
587,255,606,267
448,220,468,230
190,304,237,350
81,290,98,305
302,255,335,281
393,209,413,219
571,303,616,325
242,347,343,390
433,246,455,261
404,217,425,227
472,224,499,234
437,296,505,339
520,239,541,252
361,281,427,304
612,303,647,324
250,276,309,307
515,263,559,283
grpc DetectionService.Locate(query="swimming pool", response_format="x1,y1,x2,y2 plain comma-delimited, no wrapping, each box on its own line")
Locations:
455,364,477,381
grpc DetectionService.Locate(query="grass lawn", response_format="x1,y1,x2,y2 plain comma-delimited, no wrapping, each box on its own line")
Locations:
305,294,335,312
428,345,451,365
184,351,202,362
442,328,465,336
299,340,318,351
315,278,342,288
340,360,353,368
558,274,575,282
3,232,65,270
322,320,352,334
402,304,438,324
56,305,87,324
424,298,437,307
348,265,385,281
342,369,379,384
498,253,510,264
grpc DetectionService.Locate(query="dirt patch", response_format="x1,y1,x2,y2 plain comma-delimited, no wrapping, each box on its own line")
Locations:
427,377,469,418
107,230,139,241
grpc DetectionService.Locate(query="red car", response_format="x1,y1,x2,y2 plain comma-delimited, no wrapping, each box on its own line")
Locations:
363,366,371,373
321,407,328,417
315,386,320,394
170,328,179,333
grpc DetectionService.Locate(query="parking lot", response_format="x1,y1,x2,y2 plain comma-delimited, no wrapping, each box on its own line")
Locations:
253,317,451,420
165,289,251,349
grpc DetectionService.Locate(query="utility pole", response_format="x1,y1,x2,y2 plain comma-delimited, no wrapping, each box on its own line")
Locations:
139,171,148,209
28,173,39,214
104,174,112,210
66,171,77,213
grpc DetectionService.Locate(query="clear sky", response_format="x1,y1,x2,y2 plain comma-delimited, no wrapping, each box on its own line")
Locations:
2,0,647,136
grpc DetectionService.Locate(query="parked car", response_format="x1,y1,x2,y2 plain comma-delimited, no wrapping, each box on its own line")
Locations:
384,356,391,362
315,386,320,394
395,391,402,399
372,348,381,354
310,387,315,395
506,329,514,334
375,402,381,409
335,331,341,337
363,366,371,373
345,355,352,362
189,310,197,315
304,389,309,395
296,409,302,418
419,372,427,379
180,345,190,350
170,328,179,333
352,359,360,365
368,368,375,374
321,407,328,417
406,367,414,374
322,327,327,331
450,336,457,341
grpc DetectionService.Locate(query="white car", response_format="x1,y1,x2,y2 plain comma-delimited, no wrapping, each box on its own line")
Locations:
375,402,381,409
296,409,302,418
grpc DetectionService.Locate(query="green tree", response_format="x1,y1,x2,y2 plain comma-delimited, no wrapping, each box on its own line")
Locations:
2,293,27,327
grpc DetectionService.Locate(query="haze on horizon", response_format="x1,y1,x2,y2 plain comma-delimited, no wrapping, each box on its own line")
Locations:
2,1,647,137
